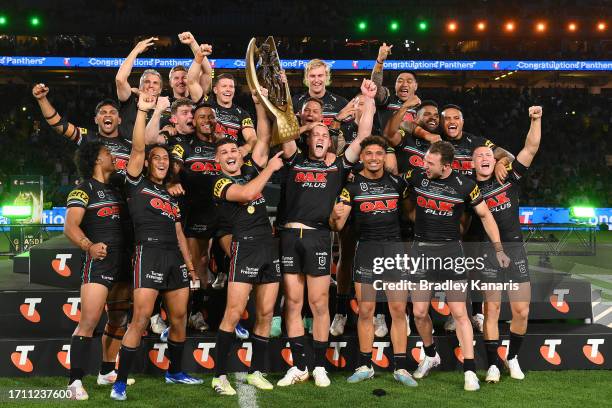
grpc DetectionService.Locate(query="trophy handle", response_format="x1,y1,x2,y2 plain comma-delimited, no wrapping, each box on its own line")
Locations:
245,38,284,117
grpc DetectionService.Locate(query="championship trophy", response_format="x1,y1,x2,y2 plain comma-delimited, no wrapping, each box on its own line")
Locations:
246,36,300,146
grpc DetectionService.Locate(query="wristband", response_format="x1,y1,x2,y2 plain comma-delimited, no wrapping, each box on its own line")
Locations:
138,108,149,113
376,59,384,65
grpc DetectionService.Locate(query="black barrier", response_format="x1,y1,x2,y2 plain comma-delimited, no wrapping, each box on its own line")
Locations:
28,237,82,288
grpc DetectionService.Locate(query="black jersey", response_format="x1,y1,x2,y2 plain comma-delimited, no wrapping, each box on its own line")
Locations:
125,174,180,245
292,91,349,127
340,172,408,241
394,130,430,173
280,151,353,229
210,99,253,145
445,132,496,177
118,92,154,141
171,138,220,206
473,159,528,243
213,161,272,241
166,132,194,148
67,178,125,247
405,169,483,242
75,127,131,171
376,94,416,132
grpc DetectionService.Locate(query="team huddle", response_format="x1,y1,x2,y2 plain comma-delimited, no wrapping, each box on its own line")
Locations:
31,36,542,400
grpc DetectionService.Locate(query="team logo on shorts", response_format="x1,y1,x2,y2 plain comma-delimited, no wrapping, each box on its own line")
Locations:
318,256,326,266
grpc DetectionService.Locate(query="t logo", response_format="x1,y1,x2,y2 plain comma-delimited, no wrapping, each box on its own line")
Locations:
11,345,35,372
237,342,252,367
193,342,215,369
550,289,570,313
63,297,81,322
372,341,390,368
497,339,510,360
281,342,293,366
326,341,347,368
411,341,425,363
583,339,605,365
149,343,169,370
454,341,477,363
20,298,42,323
540,339,562,365
57,344,70,369
52,254,73,277
430,292,450,316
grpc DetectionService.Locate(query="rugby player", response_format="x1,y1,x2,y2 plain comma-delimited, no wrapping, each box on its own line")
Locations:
111,93,201,401
472,106,542,383
330,136,417,387
210,134,284,395
64,142,132,399
149,98,195,146
32,84,130,171
276,79,376,388
405,141,510,391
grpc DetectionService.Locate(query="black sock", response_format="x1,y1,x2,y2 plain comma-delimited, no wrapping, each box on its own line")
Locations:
508,331,524,360
472,301,483,315
485,340,501,369
167,340,185,374
69,335,92,384
313,340,327,368
99,361,116,375
463,358,476,372
393,353,407,371
116,345,138,384
336,294,349,316
273,296,282,317
359,351,372,368
249,334,269,374
191,289,205,312
289,336,307,371
424,343,437,358
214,329,234,377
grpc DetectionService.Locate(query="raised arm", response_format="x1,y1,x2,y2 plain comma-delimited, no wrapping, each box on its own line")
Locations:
127,93,157,178
345,79,377,163
186,44,212,103
116,37,157,102
32,83,82,143
221,152,284,203
382,95,421,140
145,96,170,144
371,43,392,105
251,87,271,168
515,106,542,168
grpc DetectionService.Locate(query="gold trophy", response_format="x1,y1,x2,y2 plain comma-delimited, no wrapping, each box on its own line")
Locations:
246,36,300,146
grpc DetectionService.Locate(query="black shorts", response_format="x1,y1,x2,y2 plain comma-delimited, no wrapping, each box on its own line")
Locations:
353,241,409,284
280,228,332,276
133,244,190,291
409,241,466,282
229,239,281,284
184,210,217,240
476,242,530,284
81,247,130,289
216,218,232,239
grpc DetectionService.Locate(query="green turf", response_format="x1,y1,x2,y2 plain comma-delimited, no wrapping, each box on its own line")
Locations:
1,371,611,408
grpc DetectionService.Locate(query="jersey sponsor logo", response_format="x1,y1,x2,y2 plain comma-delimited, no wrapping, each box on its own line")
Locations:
20,298,42,323
215,123,239,139
193,342,216,369
408,155,424,168
114,158,127,170
417,196,455,215
295,171,328,183
57,344,71,369
486,191,511,211
171,144,185,158
326,342,347,368
67,189,89,205
52,253,73,277
583,339,605,365
340,188,351,203
484,139,495,148
540,339,562,365
359,199,398,213
150,198,179,219
469,185,481,201
451,159,473,172
63,297,81,322
241,117,253,128
214,178,232,198
149,343,170,370
78,127,88,135
11,345,35,372
190,161,221,173
97,205,121,218
550,289,570,313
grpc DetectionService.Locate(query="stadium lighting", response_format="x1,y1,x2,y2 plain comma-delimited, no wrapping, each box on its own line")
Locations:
504,21,515,32
570,207,595,220
536,22,546,32
1,205,32,217
476,21,486,31
357,20,367,32
597,21,606,31
568,22,577,32
29,16,40,27
0,15,7,26
389,20,399,32
447,21,457,32
418,21,428,31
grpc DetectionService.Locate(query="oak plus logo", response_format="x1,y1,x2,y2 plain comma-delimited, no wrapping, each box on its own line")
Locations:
63,297,81,322
411,341,425,363
20,298,42,323
430,292,450,316
57,344,71,369
149,343,169,370
583,339,605,365
540,339,562,365
326,341,347,368
193,342,216,369
11,345,35,372
52,253,73,277
549,289,570,313
371,341,390,368
281,342,293,366
237,342,252,367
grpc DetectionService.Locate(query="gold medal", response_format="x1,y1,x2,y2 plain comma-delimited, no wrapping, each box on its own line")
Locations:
247,205,255,214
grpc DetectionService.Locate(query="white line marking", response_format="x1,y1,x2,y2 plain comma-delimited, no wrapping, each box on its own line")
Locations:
594,306,612,322
235,372,258,408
